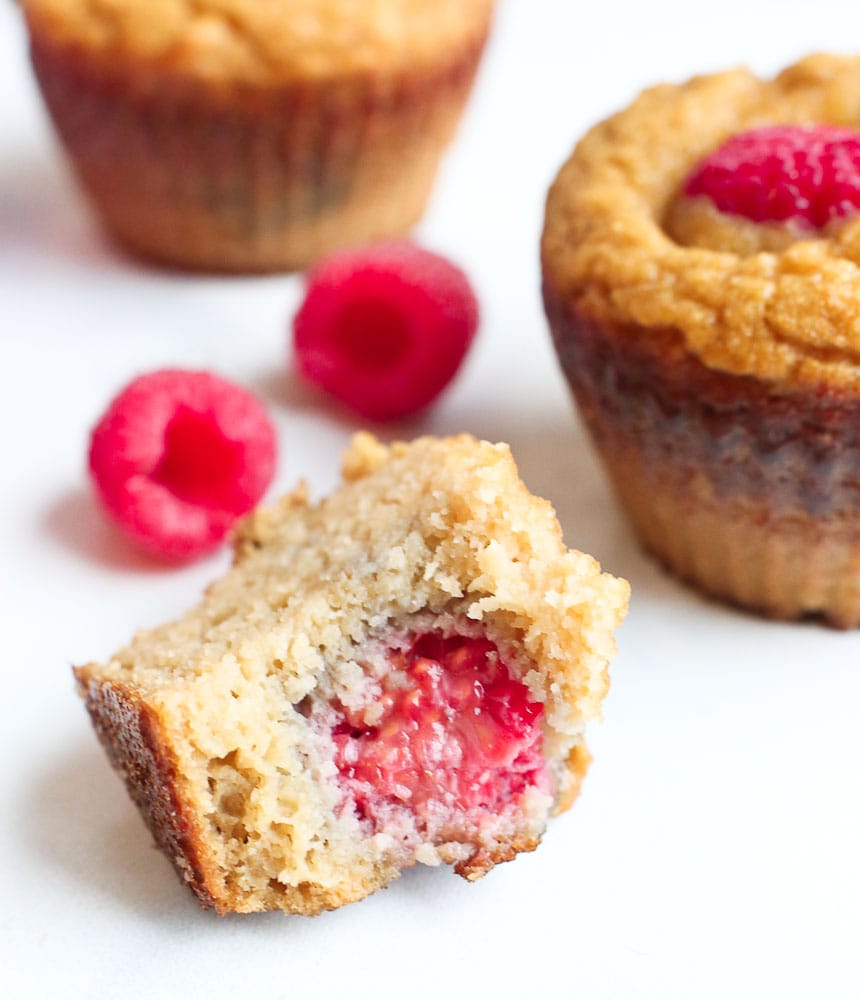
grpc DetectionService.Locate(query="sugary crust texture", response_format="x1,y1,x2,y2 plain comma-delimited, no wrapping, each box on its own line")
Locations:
111,433,628,734
542,54,860,390
78,677,222,907
75,434,628,914
664,195,816,256
21,0,495,86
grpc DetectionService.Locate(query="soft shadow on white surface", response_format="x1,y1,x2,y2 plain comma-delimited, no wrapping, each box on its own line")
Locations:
253,366,449,444
43,488,171,574
0,155,117,269
255,367,326,413
22,742,194,920
253,367,362,427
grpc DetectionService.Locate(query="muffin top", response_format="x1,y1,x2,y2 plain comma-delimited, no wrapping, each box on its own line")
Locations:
542,55,860,390
93,431,628,742
22,0,494,83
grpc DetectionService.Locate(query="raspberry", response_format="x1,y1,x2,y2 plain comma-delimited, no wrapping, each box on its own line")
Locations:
292,241,479,421
684,124,860,228
332,634,546,830
88,369,276,561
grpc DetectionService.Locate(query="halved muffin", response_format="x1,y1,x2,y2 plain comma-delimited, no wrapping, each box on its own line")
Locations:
75,433,628,914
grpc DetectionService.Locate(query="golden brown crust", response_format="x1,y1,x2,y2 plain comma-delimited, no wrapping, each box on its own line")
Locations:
21,0,496,85
22,0,494,271
542,54,860,389
543,53,860,622
554,742,591,815
75,636,595,907
73,666,224,910
453,834,537,882
72,667,407,916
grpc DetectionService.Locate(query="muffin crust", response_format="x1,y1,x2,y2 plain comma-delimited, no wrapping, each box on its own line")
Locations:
22,0,496,84
542,54,860,389
546,296,860,623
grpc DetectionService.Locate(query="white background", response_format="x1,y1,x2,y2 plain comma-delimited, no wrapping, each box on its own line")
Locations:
3,1,860,997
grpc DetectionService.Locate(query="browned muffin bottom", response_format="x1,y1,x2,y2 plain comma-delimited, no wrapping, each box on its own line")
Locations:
542,55,860,626
547,298,860,624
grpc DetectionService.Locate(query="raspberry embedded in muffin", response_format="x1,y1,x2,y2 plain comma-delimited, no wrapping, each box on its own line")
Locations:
322,633,547,861
686,124,860,227
666,124,860,253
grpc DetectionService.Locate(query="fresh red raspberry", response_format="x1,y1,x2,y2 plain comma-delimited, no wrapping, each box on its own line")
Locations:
88,369,276,561
332,634,546,830
684,124,860,228
292,241,479,421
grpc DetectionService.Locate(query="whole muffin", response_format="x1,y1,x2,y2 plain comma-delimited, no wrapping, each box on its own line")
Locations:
542,55,860,627
21,0,494,272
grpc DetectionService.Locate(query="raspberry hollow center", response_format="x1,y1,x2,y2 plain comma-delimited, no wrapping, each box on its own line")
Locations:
292,241,479,421
332,634,546,832
331,298,412,373
152,406,246,512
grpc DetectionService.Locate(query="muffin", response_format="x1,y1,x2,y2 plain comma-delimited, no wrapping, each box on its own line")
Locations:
542,55,860,627
74,433,629,914
21,0,494,272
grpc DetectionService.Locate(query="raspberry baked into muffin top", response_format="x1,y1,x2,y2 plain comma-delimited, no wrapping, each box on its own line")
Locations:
75,434,628,914
22,0,495,84
543,54,860,389
543,54,860,626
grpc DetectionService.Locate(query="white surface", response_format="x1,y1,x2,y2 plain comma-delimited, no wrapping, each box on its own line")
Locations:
4,1,860,997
